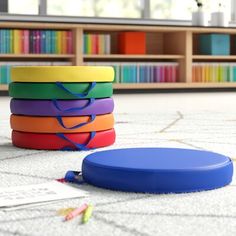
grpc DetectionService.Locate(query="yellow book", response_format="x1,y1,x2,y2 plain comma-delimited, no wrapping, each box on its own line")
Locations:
13,30,21,54
57,31,62,54
218,65,223,82
212,64,217,82
208,65,211,82
98,35,103,54
192,65,195,82
205,65,209,82
195,65,199,82
201,64,205,83
61,31,66,54
87,34,92,54
208,65,213,82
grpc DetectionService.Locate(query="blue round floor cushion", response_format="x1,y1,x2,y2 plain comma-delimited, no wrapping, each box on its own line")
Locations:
82,148,233,193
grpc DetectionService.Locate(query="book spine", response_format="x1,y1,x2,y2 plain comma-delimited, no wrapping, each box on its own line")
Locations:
24,30,29,54
13,30,20,54
67,31,72,54
46,30,50,54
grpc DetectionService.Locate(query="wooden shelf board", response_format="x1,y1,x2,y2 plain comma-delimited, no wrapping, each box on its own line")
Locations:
0,22,78,29
1,83,236,91
0,85,8,91
191,27,236,34
83,54,184,59
193,55,236,60
83,24,236,34
113,82,236,89
0,54,75,58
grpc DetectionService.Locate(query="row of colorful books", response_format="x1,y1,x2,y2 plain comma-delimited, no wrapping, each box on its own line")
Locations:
83,34,111,54
0,29,73,54
85,62,178,83
0,62,72,84
192,63,236,82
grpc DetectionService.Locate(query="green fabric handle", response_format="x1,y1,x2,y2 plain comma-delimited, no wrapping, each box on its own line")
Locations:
9,82,113,100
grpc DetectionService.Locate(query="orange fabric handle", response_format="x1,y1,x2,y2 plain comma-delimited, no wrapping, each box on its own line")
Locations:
11,114,114,133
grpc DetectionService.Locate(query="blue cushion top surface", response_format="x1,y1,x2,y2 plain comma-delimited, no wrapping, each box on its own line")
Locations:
84,148,231,171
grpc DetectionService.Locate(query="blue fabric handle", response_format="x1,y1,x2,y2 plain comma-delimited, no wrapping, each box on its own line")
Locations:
56,114,96,130
52,98,95,113
55,81,96,98
64,171,84,184
56,131,96,151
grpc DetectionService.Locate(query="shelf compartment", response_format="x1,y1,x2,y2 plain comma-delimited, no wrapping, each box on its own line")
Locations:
83,31,186,56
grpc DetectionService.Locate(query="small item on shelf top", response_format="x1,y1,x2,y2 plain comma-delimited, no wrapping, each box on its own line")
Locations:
195,0,203,9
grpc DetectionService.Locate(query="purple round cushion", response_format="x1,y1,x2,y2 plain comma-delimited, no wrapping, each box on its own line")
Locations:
10,98,114,116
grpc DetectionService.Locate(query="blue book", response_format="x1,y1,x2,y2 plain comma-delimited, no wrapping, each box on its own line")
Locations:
139,65,145,83
40,30,45,53
150,66,154,83
131,65,137,83
9,30,13,53
6,29,9,53
45,30,50,53
50,30,54,54
233,66,236,82
3,30,6,53
122,66,129,83
147,65,151,83
128,66,133,83
144,66,148,83
0,30,2,53
50,30,56,54
6,30,10,53
7,65,11,83
83,34,86,54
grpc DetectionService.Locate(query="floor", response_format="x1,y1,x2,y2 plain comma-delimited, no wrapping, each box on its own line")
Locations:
0,92,236,236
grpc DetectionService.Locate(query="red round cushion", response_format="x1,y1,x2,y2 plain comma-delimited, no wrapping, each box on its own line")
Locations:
12,129,116,150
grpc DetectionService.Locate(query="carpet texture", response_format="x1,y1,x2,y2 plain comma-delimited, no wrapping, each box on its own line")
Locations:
0,93,236,236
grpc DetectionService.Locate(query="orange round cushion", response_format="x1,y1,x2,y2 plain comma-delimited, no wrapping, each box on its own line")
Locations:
10,114,114,133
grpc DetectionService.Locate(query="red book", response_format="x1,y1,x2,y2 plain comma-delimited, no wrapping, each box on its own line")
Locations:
172,65,178,82
118,32,146,54
91,34,96,54
36,30,40,54
20,30,24,54
171,66,176,83
66,31,73,54
160,66,165,83
32,30,37,54
23,30,29,54
164,66,169,82
94,34,99,54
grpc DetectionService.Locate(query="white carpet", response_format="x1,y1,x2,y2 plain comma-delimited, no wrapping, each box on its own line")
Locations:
0,92,236,236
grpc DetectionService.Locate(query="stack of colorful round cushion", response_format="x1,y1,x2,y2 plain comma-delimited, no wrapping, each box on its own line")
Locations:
9,66,115,150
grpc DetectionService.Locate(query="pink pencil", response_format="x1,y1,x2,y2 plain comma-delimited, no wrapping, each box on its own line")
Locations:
64,203,88,221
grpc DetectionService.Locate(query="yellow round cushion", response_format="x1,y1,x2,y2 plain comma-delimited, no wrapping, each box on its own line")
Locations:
11,66,114,82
